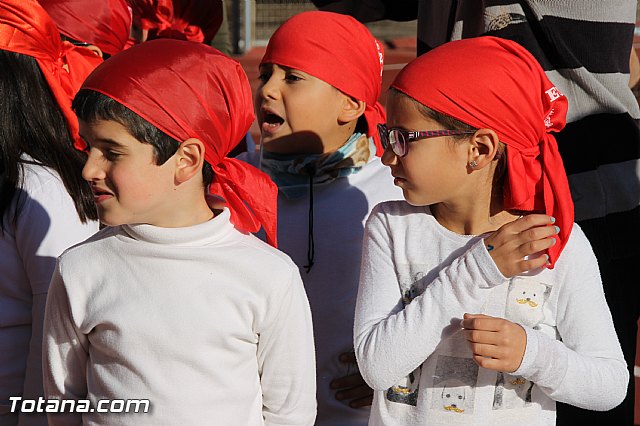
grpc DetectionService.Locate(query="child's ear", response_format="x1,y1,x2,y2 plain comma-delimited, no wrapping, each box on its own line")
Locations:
338,95,366,124
467,128,500,171
174,138,205,184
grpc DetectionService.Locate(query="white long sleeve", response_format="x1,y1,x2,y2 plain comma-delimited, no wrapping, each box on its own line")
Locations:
354,201,627,425
354,209,507,390
512,227,628,410
43,209,316,425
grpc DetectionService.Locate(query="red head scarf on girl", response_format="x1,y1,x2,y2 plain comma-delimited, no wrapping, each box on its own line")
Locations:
79,39,278,246
0,0,81,147
39,0,133,56
392,36,573,268
129,0,222,44
260,10,386,155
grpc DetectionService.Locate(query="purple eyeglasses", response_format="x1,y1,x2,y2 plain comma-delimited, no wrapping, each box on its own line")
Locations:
378,124,475,157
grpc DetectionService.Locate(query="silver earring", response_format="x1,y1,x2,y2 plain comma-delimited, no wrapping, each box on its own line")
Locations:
469,160,478,168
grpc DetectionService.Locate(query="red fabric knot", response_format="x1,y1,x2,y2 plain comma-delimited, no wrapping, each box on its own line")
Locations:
39,0,132,56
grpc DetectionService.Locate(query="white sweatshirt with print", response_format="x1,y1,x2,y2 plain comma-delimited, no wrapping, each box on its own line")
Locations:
354,201,627,426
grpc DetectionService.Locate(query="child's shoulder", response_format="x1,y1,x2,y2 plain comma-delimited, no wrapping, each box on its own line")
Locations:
236,231,299,272
58,225,120,262
557,222,594,263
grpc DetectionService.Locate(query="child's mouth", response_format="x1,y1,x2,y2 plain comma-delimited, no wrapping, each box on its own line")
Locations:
261,112,284,134
92,188,113,203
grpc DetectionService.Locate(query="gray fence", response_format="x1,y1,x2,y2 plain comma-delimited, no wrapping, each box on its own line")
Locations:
228,0,416,53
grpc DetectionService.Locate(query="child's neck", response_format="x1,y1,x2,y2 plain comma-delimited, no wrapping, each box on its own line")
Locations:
430,199,519,236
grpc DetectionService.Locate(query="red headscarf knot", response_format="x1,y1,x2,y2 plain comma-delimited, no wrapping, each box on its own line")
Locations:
260,11,386,155
0,0,81,147
39,0,132,56
130,0,222,44
392,36,573,267
80,39,278,246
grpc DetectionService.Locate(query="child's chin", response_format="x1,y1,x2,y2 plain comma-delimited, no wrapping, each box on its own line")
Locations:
403,192,430,207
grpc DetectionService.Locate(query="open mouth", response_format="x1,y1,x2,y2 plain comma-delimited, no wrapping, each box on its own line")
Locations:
260,109,285,133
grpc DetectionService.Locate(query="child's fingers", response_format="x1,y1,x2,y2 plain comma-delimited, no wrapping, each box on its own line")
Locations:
484,215,557,256
506,214,555,234
468,341,503,358
515,253,550,272
331,373,367,390
349,395,373,409
335,384,373,402
514,231,557,258
461,314,502,331
472,354,503,370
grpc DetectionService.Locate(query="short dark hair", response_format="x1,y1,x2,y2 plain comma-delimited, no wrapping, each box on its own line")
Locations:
72,90,214,187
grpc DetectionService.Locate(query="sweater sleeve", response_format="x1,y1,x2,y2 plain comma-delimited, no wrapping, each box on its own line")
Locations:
354,206,508,390
257,266,317,426
43,261,88,426
512,226,628,411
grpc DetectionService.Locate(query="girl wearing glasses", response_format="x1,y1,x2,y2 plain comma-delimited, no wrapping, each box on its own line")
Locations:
354,36,627,425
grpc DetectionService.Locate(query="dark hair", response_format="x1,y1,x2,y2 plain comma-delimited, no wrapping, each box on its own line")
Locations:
0,50,97,231
72,90,214,187
389,88,507,181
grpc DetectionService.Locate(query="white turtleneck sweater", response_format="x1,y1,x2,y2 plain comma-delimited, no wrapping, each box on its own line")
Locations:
43,209,317,426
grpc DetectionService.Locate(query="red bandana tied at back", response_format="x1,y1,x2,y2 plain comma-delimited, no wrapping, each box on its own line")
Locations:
392,36,573,268
260,11,386,155
80,39,278,246
39,0,132,56
129,0,222,44
0,0,81,147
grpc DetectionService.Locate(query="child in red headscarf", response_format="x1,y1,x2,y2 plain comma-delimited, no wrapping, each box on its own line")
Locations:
240,10,402,426
39,0,133,98
39,0,132,58
42,39,316,425
0,1,99,423
354,36,627,425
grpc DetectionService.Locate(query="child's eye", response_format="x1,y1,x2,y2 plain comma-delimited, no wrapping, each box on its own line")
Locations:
285,73,302,83
258,72,271,84
103,150,121,161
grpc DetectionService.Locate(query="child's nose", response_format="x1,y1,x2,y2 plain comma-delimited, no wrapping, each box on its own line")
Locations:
82,149,105,182
381,145,398,166
259,76,280,100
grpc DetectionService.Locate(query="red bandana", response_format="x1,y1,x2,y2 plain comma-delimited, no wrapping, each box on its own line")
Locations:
129,0,222,44
80,39,278,246
260,11,386,155
0,0,81,147
392,36,573,267
39,0,132,56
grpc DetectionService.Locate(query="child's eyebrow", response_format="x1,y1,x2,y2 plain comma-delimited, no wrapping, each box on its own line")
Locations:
92,138,126,148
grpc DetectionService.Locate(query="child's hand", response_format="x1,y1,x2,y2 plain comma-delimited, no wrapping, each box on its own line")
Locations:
483,214,558,277
330,352,373,408
461,313,526,373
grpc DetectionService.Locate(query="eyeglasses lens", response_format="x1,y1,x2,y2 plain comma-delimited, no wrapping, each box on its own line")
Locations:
389,130,406,157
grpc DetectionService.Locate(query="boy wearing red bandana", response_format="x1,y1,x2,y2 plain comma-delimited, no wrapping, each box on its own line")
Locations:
42,39,316,425
240,10,402,425
354,37,627,425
